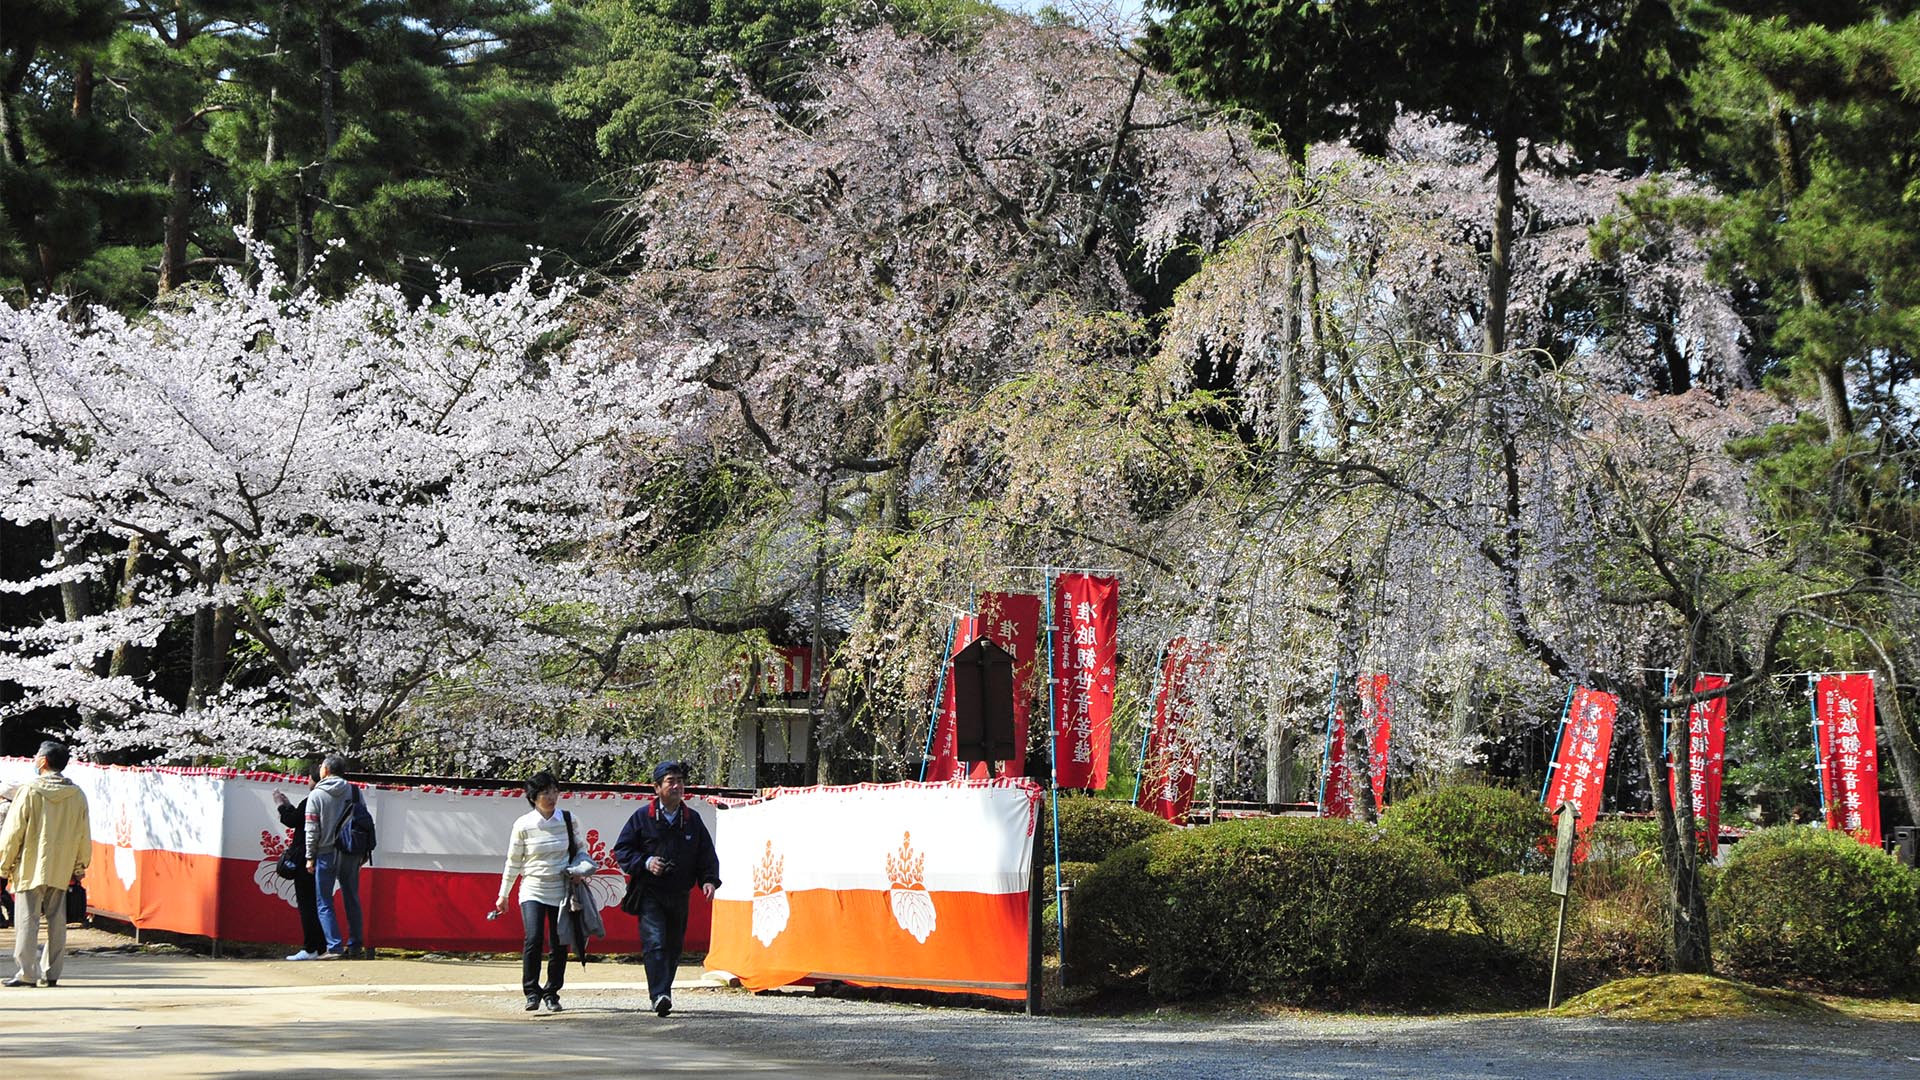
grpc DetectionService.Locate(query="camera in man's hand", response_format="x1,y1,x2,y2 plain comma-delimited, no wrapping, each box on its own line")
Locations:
656,858,676,874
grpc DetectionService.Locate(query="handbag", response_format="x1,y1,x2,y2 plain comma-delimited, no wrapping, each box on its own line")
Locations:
65,880,88,926
618,876,645,916
275,852,302,880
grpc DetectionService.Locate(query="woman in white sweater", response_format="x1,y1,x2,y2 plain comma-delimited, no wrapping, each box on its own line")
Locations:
490,772,595,1012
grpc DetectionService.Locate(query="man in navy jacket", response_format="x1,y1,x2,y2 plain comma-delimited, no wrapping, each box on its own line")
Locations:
613,761,720,1016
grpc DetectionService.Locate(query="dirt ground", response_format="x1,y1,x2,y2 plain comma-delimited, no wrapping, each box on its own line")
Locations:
0,927,850,1079
7,927,1920,1079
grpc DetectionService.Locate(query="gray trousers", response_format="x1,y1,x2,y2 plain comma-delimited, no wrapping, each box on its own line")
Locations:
12,886,69,984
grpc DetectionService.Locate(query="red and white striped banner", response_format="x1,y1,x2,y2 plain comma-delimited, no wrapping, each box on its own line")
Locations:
0,760,713,952
1135,638,1217,824
705,780,1042,999
1050,573,1118,790
1667,674,1728,856
925,615,982,782
1814,673,1880,847
1542,687,1618,862
973,591,1042,778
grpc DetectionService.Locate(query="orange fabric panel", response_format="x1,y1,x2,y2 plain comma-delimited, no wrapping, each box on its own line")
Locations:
707,888,1028,999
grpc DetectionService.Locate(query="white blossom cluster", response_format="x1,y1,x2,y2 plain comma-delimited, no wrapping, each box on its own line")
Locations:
0,253,671,763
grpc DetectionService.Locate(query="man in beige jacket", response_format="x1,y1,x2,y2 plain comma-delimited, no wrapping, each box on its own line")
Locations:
0,741,92,987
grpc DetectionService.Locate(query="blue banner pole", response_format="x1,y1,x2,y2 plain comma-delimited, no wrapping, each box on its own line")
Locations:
1540,684,1577,804
918,617,959,782
1318,672,1339,813
1131,640,1170,807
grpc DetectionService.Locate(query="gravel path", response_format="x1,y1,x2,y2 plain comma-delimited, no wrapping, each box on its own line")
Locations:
4,938,1917,1079
619,988,1920,1080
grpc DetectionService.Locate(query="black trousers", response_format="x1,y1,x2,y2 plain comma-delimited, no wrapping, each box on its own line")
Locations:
638,891,691,1003
292,872,325,954
521,900,566,998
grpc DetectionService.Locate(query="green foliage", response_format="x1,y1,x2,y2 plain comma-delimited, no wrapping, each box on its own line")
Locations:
1042,859,1098,900
1378,784,1552,883
1465,871,1568,957
1066,817,1456,1000
1713,826,1920,989
1039,794,1173,865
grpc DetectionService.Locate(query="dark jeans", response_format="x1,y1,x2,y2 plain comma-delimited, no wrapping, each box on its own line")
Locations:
292,872,325,954
520,900,566,999
638,891,691,1003
314,851,364,954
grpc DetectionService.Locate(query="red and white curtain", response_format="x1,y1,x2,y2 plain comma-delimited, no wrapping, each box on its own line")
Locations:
0,760,714,952
706,780,1041,999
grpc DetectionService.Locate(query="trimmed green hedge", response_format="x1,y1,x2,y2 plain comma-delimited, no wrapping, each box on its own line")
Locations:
1466,871,1568,956
1379,784,1552,883
1713,826,1920,989
1066,817,1456,1000
1040,796,1173,865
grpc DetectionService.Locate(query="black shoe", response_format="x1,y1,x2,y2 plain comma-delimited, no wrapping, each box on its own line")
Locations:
544,994,563,1013
654,995,671,1017
2,978,31,988
42,979,56,987
525,996,541,1012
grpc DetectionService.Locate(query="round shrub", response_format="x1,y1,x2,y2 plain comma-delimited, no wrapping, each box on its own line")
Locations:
1466,872,1570,956
1040,796,1173,864
1713,826,1920,989
1042,860,1099,900
1379,784,1552,883
1066,817,1457,1001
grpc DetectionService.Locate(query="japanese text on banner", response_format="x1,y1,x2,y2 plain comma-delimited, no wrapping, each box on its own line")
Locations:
1814,673,1880,847
1542,687,1618,862
1050,574,1117,790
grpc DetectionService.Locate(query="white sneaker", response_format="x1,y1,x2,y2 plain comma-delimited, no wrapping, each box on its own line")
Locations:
286,950,319,961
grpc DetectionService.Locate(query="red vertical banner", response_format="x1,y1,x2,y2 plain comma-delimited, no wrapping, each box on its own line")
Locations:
973,592,1042,778
1814,673,1880,847
1666,674,1729,857
1136,638,1217,824
1051,574,1118,790
925,616,979,782
1363,674,1392,812
1321,674,1390,818
1321,688,1351,819
1542,687,1618,862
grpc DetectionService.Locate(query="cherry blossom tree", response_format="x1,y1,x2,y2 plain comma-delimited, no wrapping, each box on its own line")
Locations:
0,249,683,769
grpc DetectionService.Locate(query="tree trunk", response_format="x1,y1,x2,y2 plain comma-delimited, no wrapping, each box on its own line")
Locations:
49,519,92,625
1448,665,1484,782
1631,687,1711,973
1483,128,1518,358
158,162,194,293
1770,100,1852,439
106,537,149,682
244,86,278,267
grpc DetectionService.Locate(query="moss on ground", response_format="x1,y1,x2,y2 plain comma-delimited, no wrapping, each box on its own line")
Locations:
1554,975,1834,1021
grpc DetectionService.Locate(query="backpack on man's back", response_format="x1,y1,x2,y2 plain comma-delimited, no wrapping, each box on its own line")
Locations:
337,785,377,859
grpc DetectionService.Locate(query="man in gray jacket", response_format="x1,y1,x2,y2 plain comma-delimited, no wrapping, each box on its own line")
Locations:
302,754,366,959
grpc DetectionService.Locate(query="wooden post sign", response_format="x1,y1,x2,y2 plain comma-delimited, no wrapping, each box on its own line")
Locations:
1547,801,1576,1009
